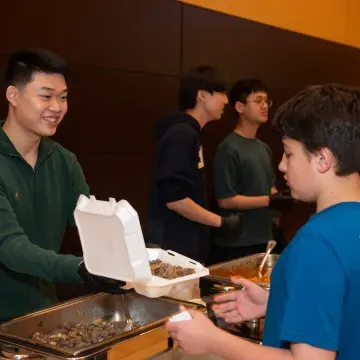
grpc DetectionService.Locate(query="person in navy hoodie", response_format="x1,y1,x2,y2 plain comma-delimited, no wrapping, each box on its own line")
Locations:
147,66,242,263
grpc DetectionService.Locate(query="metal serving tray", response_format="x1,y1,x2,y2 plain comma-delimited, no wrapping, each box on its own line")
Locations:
0,292,202,358
207,253,280,288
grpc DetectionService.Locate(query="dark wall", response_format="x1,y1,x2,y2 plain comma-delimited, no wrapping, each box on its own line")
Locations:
1,1,360,267
181,4,360,242
0,0,182,264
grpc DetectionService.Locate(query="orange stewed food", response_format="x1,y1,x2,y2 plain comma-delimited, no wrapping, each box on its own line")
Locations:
210,265,272,283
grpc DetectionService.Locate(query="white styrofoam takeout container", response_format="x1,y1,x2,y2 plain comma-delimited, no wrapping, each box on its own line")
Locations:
133,248,208,298
74,195,209,298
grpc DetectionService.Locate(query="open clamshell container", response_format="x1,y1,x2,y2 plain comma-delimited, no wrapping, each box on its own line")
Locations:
74,195,209,298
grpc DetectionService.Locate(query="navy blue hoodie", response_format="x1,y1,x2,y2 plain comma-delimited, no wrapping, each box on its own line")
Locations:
147,112,210,262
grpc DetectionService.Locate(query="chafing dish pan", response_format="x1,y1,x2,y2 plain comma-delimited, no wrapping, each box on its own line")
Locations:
0,292,202,358
207,253,280,288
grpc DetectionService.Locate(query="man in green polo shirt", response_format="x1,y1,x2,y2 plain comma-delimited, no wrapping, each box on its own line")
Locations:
0,48,123,321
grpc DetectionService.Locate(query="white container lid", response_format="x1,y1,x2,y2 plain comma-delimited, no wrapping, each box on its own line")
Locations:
74,195,152,283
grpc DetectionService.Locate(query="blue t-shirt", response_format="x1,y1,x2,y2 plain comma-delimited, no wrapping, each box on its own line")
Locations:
262,202,360,359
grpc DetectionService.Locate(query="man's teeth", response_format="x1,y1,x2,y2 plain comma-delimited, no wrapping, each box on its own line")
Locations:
44,117,58,123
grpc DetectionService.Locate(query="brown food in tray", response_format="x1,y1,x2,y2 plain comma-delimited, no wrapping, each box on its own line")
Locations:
149,259,195,279
31,319,139,349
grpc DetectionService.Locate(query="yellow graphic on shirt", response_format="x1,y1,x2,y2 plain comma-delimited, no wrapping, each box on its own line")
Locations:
198,146,204,169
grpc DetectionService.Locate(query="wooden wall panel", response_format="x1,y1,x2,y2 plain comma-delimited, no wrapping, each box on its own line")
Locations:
0,0,181,76
54,67,179,153
180,0,350,47
76,153,154,223
181,0,360,50
182,5,360,88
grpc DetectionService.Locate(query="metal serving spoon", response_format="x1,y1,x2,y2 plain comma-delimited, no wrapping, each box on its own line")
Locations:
257,240,276,280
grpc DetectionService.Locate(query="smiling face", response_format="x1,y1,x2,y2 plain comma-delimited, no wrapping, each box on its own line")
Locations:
6,72,68,138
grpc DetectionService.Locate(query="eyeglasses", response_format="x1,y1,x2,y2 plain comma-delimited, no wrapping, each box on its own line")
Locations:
246,99,273,108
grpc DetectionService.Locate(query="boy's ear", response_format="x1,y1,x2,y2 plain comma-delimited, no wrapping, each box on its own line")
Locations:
316,148,333,174
234,101,245,114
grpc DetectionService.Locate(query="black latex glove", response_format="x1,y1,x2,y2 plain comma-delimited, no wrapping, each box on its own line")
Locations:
269,190,296,212
77,261,127,294
217,214,243,236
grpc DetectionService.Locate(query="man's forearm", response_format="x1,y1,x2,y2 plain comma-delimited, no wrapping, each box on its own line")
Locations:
218,194,269,211
0,238,82,283
167,198,222,227
210,330,293,360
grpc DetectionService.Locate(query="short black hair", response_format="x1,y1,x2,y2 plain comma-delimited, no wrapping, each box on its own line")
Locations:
179,66,227,111
5,48,69,88
273,83,360,176
229,79,268,107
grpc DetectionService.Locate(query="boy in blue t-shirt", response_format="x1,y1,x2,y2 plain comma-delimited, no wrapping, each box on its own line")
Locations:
166,84,360,360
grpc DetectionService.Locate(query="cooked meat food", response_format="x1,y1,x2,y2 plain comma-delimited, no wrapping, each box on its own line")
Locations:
150,259,195,279
31,319,138,349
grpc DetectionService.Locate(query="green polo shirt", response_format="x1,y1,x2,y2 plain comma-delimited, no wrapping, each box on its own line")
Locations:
0,121,90,320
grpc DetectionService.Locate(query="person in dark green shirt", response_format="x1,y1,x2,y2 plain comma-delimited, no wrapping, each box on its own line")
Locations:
212,79,294,263
0,48,124,321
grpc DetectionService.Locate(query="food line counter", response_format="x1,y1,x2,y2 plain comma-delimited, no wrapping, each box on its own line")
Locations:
0,252,278,360
0,292,205,360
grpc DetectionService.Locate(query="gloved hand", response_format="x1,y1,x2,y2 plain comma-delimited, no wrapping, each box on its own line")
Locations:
269,190,296,212
77,261,127,294
217,214,243,236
